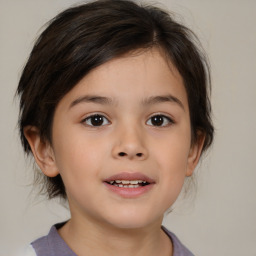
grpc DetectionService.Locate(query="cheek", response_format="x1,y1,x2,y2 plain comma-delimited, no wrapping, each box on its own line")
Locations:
53,137,106,205
54,125,108,163
156,153,189,211
154,131,191,173
153,132,191,200
52,130,108,183
158,148,188,191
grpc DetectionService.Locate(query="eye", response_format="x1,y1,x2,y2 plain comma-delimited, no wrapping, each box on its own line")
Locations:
82,114,110,127
146,114,174,127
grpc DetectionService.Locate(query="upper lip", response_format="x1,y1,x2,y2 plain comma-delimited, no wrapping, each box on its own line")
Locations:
104,172,155,184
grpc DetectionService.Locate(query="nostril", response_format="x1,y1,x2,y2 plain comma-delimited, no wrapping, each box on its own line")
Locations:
117,152,144,158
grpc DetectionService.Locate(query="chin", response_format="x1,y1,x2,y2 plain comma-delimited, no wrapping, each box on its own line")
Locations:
104,210,161,230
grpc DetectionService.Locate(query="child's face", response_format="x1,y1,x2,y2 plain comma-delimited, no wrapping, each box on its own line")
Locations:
33,48,203,229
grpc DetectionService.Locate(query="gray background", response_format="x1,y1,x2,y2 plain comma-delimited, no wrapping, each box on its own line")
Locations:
1,0,256,255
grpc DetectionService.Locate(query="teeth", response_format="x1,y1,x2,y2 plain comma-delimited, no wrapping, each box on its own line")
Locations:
113,184,140,188
110,180,146,185
108,179,148,188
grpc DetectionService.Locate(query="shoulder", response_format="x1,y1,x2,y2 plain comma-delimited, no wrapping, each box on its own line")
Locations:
162,226,195,256
29,222,77,256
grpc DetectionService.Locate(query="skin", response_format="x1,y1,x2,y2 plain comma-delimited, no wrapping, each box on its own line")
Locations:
25,48,204,256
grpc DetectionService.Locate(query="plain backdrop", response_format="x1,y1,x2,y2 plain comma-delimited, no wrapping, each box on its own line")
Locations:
1,0,256,255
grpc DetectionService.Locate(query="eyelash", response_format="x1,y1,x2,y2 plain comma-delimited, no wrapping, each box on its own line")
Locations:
82,114,110,127
81,113,174,127
146,114,174,127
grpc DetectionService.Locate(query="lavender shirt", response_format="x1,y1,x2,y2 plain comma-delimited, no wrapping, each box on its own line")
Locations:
31,223,194,256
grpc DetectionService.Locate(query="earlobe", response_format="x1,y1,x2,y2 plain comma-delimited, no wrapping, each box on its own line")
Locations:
186,132,205,177
23,126,59,177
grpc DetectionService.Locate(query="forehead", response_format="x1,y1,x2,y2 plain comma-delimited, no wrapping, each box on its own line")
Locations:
57,48,188,111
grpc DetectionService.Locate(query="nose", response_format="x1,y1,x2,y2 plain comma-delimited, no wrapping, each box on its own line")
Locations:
111,125,148,161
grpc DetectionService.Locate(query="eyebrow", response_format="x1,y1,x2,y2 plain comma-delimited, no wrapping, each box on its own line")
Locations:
142,95,185,110
69,95,116,109
69,94,184,110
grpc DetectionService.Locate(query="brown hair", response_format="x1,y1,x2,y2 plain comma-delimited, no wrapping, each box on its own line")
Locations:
17,0,214,199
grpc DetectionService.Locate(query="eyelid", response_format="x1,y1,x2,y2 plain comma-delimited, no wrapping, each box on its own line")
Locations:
81,112,111,126
146,113,175,127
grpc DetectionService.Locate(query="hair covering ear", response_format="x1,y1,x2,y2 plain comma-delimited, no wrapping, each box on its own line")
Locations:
23,126,59,177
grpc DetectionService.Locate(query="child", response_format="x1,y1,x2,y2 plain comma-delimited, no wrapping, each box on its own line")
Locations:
17,0,214,255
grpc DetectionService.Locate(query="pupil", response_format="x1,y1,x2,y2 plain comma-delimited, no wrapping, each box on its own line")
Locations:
152,115,163,126
91,115,103,126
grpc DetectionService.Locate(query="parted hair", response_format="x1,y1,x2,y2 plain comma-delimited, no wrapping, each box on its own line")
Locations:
17,0,214,199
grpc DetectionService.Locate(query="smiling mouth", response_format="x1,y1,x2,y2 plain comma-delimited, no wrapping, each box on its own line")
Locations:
104,173,154,197
106,180,150,188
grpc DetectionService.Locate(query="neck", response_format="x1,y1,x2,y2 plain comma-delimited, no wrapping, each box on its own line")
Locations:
58,217,172,256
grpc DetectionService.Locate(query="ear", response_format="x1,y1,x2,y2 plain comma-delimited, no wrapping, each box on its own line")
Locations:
186,132,205,177
23,126,59,177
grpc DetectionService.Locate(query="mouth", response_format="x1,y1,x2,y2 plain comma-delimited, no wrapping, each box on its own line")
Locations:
103,172,155,198
107,179,150,188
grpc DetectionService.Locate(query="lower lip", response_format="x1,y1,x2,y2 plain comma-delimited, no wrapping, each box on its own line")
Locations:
104,182,154,198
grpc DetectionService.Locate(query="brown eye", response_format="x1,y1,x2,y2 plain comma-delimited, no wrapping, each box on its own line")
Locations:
83,114,109,126
146,115,173,127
